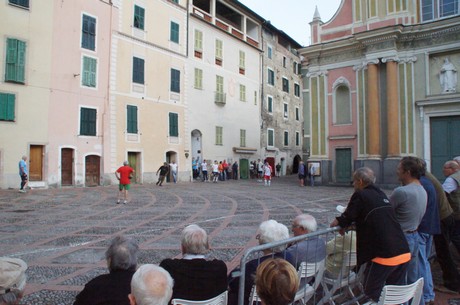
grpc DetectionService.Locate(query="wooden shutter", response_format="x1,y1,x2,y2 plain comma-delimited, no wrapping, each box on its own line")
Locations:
127,105,138,134
0,93,15,121
169,112,178,137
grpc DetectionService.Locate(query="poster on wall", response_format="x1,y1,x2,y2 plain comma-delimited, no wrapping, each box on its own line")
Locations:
307,162,321,176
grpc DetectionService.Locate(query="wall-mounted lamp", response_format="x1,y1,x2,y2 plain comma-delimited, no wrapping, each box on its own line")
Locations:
185,152,189,159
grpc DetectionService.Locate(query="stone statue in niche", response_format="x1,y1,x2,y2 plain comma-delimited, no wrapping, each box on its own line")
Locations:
439,58,457,93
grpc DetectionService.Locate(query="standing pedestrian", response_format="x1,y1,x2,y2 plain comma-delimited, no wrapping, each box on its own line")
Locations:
169,161,178,184
276,163,281,177
309,164,315,186
232,161,238,180
201,159,208,182
298,161,305,186
18,155,28,193
192,157,198,180
115,161,134,204
212,161,219,183
156,162,169,186
257,159,264,182
263,161,272,187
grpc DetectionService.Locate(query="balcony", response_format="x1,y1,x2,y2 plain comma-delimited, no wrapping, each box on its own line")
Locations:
215,92,226,105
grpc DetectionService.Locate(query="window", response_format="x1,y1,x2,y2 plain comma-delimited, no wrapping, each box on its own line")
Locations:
295,131,300,146
169,112,179,137
368,0,377,17
420,0,459,21
334,85,352,124
267,129,274,147
421,0,435,20
216,75,224,103
282,77,289,93
195,30,203,53
171,0,179,3
293,62,297,74
127,105,138,134
268,69,274,85
215,126,223,145
267,96,273,113
283,103,288,118
388,0,407,13
295,107,300,120
283,56,287,68
215,39,223,65
194,68,203,89
170,21,179,43
294,83,300,97
170,68,180,93
82,15,96,51
239,84,246,102
284,131,289,146
239,51,245,73
134,5,145,30
355,0,363,21
5,38,26,84
0,93,15,121
440,0,459,17
8,0,29,8
80,107,96,136
254,90,257,105
82,56,97,87
267,46,272,59
132,57,144,84
240,129,246,147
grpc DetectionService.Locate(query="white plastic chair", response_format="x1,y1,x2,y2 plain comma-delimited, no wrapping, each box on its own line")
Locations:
171,291,228,305
318,252,363,305
362,277,424,305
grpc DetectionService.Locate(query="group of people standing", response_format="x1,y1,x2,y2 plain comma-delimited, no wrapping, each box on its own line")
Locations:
192,158,239,182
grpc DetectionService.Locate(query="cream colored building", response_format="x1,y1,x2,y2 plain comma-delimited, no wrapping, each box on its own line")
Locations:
0,1,53,189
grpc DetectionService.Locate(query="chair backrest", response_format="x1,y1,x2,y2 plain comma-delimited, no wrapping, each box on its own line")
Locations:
171,291,228,305
336,251,357,279
299,259,325,290
377,278,424,305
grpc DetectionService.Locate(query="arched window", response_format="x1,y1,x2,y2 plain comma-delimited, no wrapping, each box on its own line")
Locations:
334,85,351,125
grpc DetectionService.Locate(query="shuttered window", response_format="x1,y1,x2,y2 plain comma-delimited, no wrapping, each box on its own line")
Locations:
134,5,145,30
82,15,96,51
127,105,138,134
215,126,223,145
171,69,180,93
80,108,97,136
9,0,29,8
82,56,97,87
170,21,179,43
132,57,144,84
0,93,15,121
5,38,26,84
169,112,178,137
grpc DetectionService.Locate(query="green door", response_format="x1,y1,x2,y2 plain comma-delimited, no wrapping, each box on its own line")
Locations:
431,116,460,181
128,152,138,183
240,158,249,179
336,148,352,183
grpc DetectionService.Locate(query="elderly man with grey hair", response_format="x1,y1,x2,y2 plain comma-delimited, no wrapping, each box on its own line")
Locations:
159,224,227,302
0,257,27,305
286,214,326,267
128,264,173,305
74,235,139,305
228,220,293,305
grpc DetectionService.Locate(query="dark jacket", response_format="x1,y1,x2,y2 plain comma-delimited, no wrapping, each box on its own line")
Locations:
160,258,227,302
73,269,135,305
336,184,409,266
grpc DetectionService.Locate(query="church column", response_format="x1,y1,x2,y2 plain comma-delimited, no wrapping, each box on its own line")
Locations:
367,61,380,157
384,58,400,157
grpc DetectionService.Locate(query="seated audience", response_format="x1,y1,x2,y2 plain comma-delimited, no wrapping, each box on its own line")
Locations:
74,235,139,305
228,220,293,305
0,257,27,305
325,231,356,278
129,264,173,305
286,214,326,267
255,258,299,305
159,224,227,302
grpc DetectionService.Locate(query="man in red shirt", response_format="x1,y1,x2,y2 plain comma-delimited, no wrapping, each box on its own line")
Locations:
115,161,134,204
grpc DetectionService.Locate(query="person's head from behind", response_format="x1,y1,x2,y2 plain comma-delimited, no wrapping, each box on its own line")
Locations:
291,214,317,237
397,156,422,184
258,220,289,253
181,224,209,255
0,257,27,305
123,160,129,166
352,167,376,191
106,235,139,272
129,264,173,305
255,258,299,305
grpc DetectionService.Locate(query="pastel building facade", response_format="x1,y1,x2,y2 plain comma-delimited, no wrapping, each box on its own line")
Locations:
300,0,460,185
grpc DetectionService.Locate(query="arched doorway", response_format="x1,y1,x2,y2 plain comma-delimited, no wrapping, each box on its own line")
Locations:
191,129,202,162
85,155,100,186
166,151,177,183
293,155,302,174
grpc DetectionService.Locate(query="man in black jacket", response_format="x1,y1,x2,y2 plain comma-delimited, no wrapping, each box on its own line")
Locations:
330,167,410,302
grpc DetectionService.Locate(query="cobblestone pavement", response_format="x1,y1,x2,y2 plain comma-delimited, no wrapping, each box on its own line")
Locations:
0,176,458,305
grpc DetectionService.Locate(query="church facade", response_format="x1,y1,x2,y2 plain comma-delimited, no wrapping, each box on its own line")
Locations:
299,0,460,185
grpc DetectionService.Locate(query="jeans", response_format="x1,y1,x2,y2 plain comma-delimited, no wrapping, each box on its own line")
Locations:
418,232,435,303
405,231,421,285
172,171,177,183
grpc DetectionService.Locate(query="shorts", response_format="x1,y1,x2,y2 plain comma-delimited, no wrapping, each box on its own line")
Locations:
264,175,271,180
20,173,28,182
119,183,131,191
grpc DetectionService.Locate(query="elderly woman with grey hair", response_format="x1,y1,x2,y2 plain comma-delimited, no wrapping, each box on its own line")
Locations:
74,235,139,305
228,220,294,305
160,224,227,303
0,257,27,305
128,264,174,305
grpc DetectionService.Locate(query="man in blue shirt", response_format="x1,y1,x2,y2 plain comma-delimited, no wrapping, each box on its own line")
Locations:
18,155,28,193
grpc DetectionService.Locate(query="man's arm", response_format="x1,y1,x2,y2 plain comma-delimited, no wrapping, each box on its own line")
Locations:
115,170,120,180
442,177,458,194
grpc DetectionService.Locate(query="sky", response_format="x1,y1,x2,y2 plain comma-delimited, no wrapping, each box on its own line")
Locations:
238,0,342,46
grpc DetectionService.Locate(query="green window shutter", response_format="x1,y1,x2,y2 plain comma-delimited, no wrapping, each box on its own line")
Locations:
132,57,144,84
9,0,29,7
239,51,245,69
5,38,26,83
170,69,180,93
127,105,138,134
169,112,178,137
134,5,145,30
82,57,97,87
16,40,26,83
195,30,203,51
240,129,246,147
216,39,223,59
170,22,179,43
0,93,15,121
215,126,223,145
82,15,96,50
80,108,96,136
194,68,202,89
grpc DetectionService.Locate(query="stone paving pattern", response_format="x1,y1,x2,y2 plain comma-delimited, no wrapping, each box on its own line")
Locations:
0,176,458,305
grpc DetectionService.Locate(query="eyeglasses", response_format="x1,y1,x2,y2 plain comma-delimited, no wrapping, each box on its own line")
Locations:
292,224,302,229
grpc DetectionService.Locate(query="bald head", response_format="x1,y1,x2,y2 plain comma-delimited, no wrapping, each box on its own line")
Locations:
129,264,173,305
443,161,459,178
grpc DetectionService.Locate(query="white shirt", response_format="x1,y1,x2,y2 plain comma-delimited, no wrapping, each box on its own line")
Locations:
201,162,208,171
170,163,178,172
443,177,458,194
212,164,219,173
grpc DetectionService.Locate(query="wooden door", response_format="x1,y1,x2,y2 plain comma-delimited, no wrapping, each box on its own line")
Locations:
29,145,43,181
85,155,100,186
336,148,352,183
239,158,249,179
128,152,138,183
431,116,460,181
61,148,73,186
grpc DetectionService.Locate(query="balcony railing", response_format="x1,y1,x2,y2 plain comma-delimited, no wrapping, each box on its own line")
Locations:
215,92,226,104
